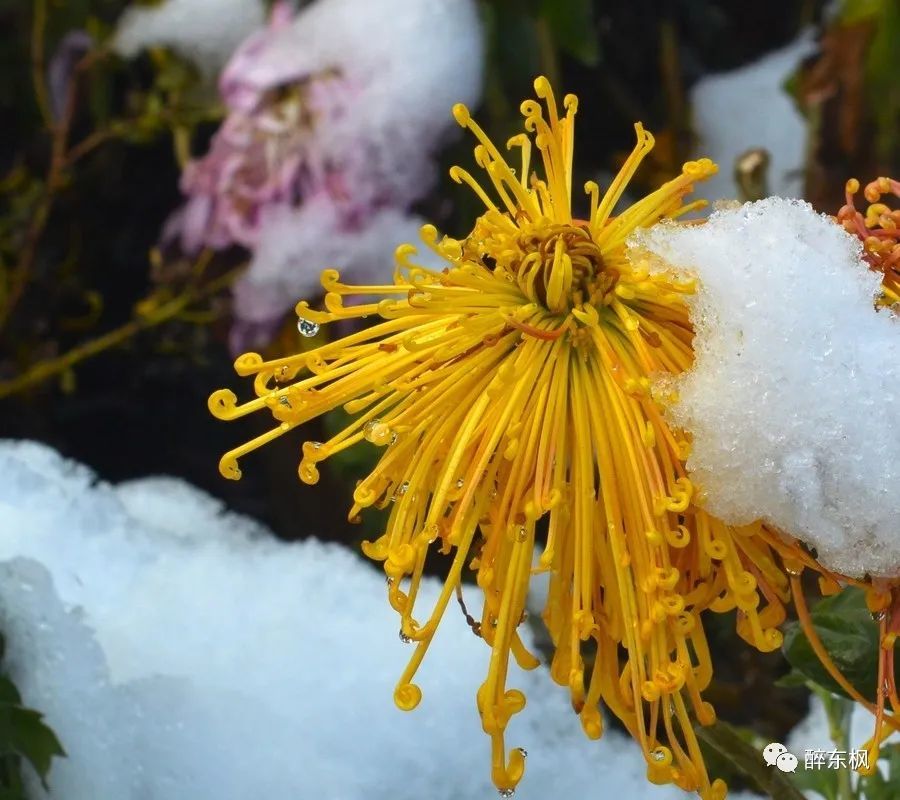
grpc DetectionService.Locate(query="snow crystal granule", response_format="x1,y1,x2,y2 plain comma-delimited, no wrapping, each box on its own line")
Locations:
636,198,900,577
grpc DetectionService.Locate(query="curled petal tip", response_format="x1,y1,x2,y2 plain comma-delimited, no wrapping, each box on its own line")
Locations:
393,682,422,711
208,389,238,419
219,454,242,481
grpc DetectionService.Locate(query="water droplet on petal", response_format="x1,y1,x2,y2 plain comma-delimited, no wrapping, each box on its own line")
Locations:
498,789,515,798
279,396,292,408
364,419,395,446
297,317,319,337
651,748,667,762
456,478,465,489
423,523,440,543
517,748,527,759
399,630,412,643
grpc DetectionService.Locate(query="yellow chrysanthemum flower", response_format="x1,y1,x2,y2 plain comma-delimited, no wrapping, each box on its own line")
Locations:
210,78,821,798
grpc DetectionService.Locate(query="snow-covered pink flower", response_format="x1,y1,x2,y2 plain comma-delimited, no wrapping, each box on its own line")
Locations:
167,0,484,349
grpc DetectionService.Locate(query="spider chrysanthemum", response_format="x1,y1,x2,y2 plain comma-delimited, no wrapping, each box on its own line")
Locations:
210,78,819,799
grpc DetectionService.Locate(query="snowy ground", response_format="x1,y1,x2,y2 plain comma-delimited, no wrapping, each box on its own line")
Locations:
0,440,713,800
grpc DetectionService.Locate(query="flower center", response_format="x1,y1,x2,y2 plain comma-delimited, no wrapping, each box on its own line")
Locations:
470,217,619,314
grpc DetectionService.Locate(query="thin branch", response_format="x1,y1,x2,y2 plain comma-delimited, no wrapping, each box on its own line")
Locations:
0,269,241,399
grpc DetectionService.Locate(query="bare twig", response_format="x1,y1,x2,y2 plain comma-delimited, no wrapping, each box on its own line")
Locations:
0,268,240,399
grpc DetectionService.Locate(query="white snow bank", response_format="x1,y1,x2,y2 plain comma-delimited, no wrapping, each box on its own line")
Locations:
0,440,706,799
691,36,813,201
112,0,266,75
637,198,900,577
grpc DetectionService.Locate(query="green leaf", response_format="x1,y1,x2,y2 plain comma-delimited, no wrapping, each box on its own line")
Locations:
782,586,889,702
8,707,65,785
0,703,65,788
0,672,65,791
0,680,20,707
773,668,810,690
538,0,600,66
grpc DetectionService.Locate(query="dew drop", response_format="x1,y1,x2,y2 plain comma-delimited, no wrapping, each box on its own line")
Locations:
517,748,527,759
651,748,667,762
364,419,396,446
516,526,527,542
423,523,440,543
456,478,465,489
399,630,412,643
297,317,319,337
498,789,515,798
279,396,292,408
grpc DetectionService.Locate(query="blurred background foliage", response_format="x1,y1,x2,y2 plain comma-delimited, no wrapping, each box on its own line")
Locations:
1,1,900,794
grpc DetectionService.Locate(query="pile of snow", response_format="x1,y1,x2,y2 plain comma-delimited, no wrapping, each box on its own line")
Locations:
637,198,900,577
112,0,266,75
0,440,706,799
691,36,813,201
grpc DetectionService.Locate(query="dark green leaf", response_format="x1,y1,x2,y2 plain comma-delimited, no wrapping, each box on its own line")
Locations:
773,668,810,690
7,707,65,786
0,680,21,707
782,586,888,702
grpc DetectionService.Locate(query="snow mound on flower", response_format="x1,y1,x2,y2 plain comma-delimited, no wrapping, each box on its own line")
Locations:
636,198,900,577
223,0,483,160
0,440,701,800
691,36,813,201
113,0,266,75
